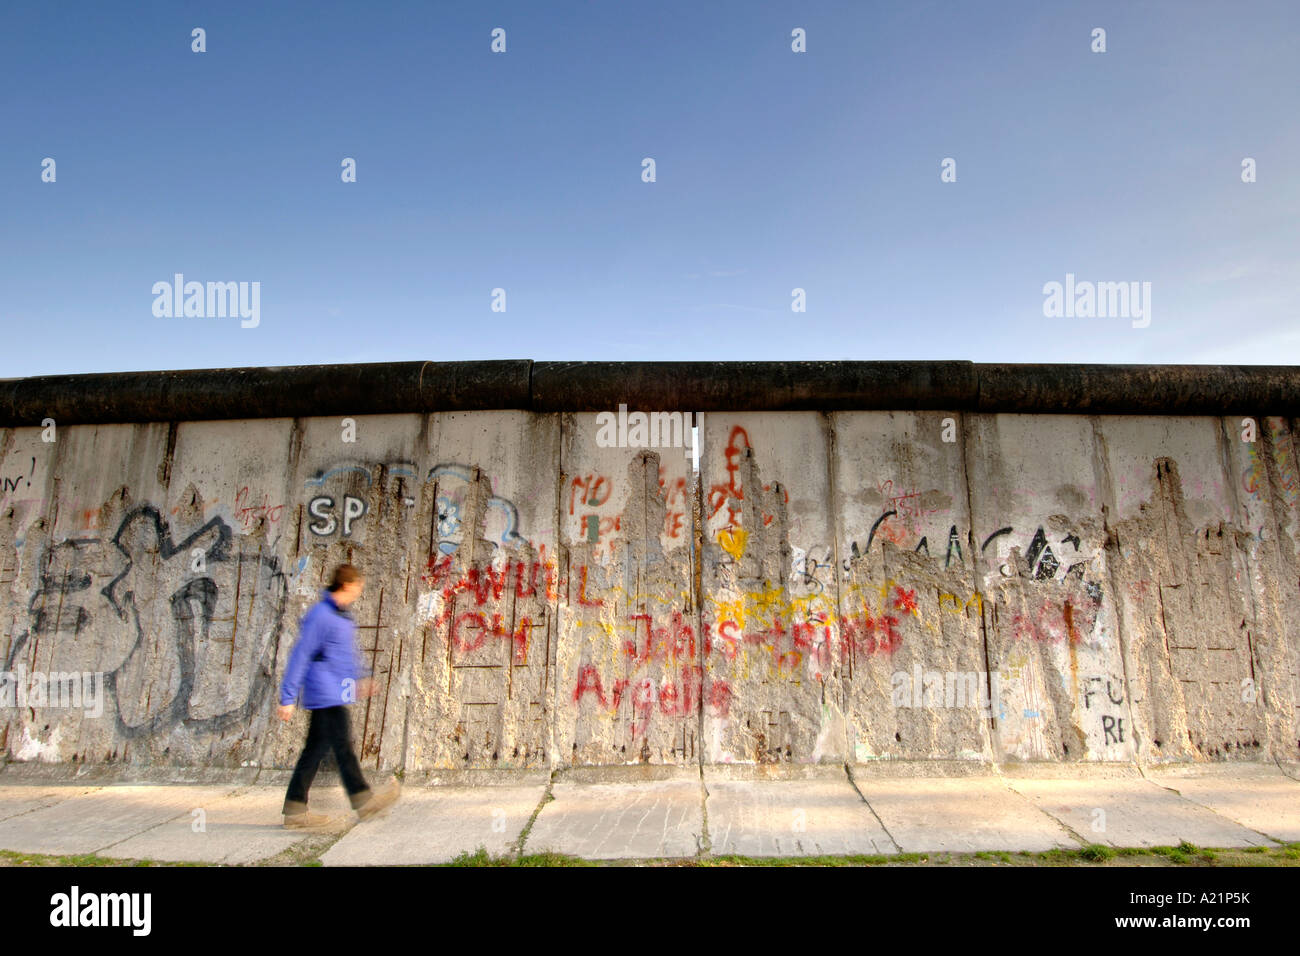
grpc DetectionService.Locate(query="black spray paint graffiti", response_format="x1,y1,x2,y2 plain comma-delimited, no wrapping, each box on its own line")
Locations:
2,505,288,740
1,458,36,495
912,525,965,569
980,526,1102,600
849,518,1103,597
1082,675,1127,745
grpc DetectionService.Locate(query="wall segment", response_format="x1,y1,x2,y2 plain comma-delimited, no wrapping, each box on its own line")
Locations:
1,362,1298,773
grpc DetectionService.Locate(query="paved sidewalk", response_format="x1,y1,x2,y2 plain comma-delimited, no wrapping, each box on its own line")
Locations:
0,763,1295,865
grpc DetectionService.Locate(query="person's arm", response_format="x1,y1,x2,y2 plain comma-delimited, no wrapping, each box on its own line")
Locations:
279,612,322,707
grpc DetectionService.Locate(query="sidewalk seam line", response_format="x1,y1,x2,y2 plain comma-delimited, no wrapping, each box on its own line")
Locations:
842,762,901,855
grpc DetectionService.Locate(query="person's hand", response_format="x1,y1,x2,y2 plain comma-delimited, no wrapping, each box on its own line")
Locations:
277,704,295,722
358,677,376,699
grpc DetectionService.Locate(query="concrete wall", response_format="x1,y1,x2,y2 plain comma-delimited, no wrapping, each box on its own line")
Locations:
3,396,1298,772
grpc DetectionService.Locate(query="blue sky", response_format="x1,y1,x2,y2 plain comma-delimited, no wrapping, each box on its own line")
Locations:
2,0,1297,376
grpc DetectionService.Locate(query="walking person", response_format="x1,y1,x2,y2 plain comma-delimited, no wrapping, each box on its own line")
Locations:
278,563,400,828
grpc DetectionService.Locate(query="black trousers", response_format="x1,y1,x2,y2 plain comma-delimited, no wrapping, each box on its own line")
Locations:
286,705,370,803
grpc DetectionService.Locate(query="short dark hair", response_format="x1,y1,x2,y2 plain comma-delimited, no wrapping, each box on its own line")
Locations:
328,564,363,592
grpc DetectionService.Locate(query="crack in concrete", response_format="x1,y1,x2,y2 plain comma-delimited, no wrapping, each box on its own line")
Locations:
842,762,901,854
511,767,555,856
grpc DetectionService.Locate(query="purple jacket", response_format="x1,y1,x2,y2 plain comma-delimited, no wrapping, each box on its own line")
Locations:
279,591,371,709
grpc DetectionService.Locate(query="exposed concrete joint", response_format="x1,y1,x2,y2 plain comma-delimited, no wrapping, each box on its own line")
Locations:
512,768,557,857
999,775,1087,847
842,762,902,853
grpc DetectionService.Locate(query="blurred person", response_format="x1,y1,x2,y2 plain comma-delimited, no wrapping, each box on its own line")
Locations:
277,563,400,828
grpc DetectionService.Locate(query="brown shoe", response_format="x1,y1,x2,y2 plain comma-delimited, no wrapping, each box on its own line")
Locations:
282,800,340,831
350,780,402,821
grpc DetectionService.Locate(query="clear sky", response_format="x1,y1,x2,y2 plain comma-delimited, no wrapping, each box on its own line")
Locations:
2,0,1297,376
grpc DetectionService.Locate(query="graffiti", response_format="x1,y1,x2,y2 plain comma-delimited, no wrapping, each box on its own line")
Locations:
429,463,527,553
10,408,1282,771
1,457,35,495
300,460,532,551
1101,715,1125,744
415,552,557,683
1242,417,1299,505
232,486,284,531
861,510,897,556
569,467,688,550
1008,592,1102,645
852,518,1101,592
422,553,558,609
790,544,833,591
437,496,460,539
303,460,414,540
304,464,379,487
572,662,730,738
699,578,923,684
450,611,538,664
660,470,690,540
980,527,1013,553
878,481,945,539
569,474,611,514
1081,674,1126,746
307,494,367,536
3,504,288,742
707,426,787,530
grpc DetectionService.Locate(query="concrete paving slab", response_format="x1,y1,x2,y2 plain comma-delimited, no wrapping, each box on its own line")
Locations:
854,777,1079,853
1146,764,1300,842
0,785,99,823
1005,777,1276,848
705,777,898,856
321,784,546,865
0,784,237,856
525,779,703,860
103,786,340,864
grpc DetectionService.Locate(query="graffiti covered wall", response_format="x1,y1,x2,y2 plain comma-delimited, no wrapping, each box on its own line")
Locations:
2,407,1298,771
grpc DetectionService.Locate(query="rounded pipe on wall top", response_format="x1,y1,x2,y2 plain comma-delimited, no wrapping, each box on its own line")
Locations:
1,360,1299,425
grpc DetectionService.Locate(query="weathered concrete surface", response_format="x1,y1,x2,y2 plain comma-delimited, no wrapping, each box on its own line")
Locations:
104,785,348,863
703,772,897,856
0,766,1295,861
558,415,698,765
1003,776,1275,848
2,363,1299,778
833,411,987,762
1146,764,1300,842
0,784,235,856
321,783,548,866
0,784,97,822
699,412,840,764
849,776,1078,853
524,771,704,859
